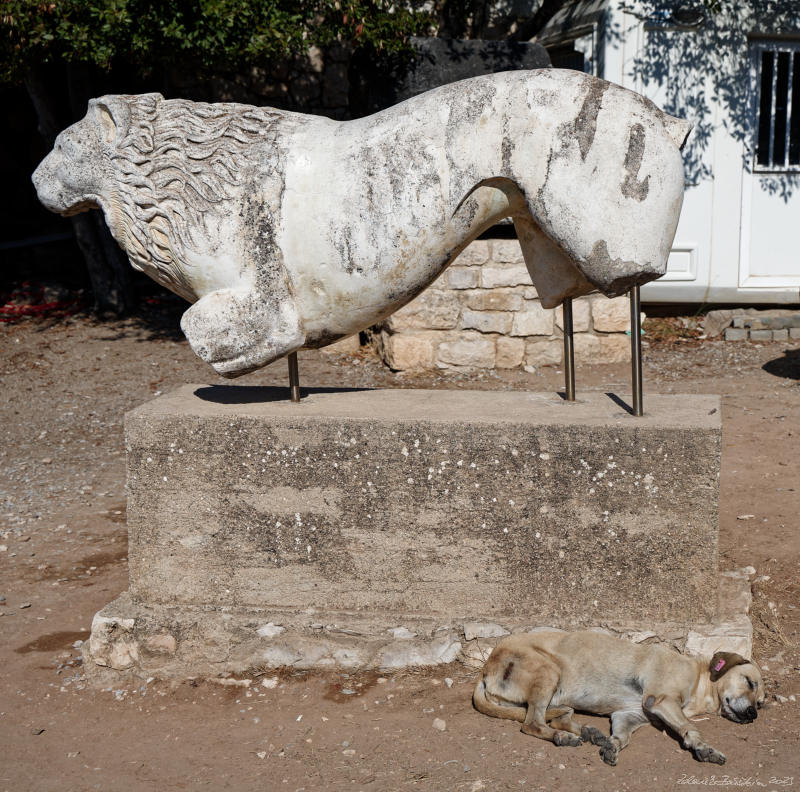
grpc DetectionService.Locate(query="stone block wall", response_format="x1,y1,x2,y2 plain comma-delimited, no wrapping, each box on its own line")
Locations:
372,239,636,371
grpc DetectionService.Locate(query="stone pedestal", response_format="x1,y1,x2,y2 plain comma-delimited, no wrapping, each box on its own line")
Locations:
87,386,726,680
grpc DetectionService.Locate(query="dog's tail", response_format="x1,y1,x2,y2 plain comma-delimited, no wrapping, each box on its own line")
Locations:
472,677,527,722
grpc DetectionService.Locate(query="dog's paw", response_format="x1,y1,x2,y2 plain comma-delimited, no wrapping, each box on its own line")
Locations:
553,730,583,747
694,744,726,765
599,744,619,766
581,725,612,749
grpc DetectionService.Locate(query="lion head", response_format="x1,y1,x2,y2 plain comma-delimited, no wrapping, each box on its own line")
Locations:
33,93,281,302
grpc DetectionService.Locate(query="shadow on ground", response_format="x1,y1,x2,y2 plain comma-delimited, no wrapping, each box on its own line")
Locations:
762,348,800,380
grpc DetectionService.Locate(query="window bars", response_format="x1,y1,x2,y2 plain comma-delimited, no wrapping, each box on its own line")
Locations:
754,42,800,172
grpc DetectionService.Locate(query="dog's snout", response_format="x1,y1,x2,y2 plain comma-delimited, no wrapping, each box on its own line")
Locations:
746,706,757,721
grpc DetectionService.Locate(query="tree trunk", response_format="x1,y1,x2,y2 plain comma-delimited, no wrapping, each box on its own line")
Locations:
510,0,569,42
25,64,136,316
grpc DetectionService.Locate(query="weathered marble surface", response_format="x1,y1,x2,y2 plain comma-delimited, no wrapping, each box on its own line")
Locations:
33,70,690,377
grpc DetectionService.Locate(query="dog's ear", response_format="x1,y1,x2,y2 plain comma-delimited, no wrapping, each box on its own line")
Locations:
709,651,750,682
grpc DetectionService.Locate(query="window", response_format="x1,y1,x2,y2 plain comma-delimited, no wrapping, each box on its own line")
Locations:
753,41,800,171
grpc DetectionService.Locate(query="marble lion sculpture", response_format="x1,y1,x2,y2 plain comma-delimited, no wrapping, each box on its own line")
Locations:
33,69,690,377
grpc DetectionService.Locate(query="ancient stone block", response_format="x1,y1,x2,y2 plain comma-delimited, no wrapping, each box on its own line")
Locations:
466,289,523,312
491,239,524,263
447,267,479,289
463,622,510,641
495,337,525,368
555,299,591,332
381,332,435,370
436,334,496,368
385,290,460,331
454,241,490,267
461,309,512,334
685,616,752,660
511,302,554,336
592,296,630,332
481,265,532,289
526,338,562,367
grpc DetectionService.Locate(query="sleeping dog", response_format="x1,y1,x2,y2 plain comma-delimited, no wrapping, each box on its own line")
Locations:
473,631,765,765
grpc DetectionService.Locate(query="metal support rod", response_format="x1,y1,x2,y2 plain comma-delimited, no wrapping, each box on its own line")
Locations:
629,286,643,416
562,297,576,401
287,351,301,403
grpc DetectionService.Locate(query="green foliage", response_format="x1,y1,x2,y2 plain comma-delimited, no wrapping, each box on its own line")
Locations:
0,0,432,84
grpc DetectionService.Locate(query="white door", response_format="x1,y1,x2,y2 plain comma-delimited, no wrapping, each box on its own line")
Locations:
740,40,800,288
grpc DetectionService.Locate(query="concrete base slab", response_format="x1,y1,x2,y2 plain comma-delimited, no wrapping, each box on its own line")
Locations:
86,386,725,681
85,567,754,683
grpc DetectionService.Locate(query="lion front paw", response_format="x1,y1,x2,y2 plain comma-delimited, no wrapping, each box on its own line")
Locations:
181,288,304,377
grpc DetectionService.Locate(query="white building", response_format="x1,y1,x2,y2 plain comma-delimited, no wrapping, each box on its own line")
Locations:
537,0,800,304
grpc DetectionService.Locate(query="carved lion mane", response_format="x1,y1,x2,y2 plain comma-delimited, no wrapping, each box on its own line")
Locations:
107,93,279,300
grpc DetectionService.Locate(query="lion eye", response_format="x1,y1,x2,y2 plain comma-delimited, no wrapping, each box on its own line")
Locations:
746,677,756,691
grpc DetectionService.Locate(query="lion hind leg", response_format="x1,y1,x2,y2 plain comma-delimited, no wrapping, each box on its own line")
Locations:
181,287,304,378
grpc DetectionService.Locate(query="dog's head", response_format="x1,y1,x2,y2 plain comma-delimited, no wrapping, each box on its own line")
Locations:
708,651,765,724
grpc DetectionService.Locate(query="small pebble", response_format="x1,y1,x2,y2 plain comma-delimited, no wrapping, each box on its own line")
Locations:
444,678,454,688
341,688,355,695
19,603,31,609
432,718,446,731
31,728,45,735
261,677,278,689
342,749,356,757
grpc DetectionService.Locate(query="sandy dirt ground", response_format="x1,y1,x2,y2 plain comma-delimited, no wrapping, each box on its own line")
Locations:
1,302,798,792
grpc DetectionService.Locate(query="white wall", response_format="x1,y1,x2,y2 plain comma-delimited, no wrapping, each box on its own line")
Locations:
595,1,800,303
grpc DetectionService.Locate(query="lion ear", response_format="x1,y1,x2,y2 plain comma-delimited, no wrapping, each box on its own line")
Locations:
709,651,750,682
90,96,131,145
